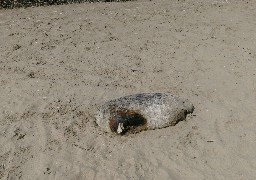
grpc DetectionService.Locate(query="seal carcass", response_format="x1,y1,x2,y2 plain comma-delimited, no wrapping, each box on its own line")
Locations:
96,93,194,135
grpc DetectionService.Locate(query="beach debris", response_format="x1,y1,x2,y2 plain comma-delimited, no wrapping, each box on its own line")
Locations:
96,93,194,135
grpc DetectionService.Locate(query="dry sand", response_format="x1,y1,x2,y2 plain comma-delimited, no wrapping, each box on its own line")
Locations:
0,0,256,179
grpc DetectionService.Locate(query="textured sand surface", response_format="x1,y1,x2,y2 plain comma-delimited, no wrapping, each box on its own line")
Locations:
0,0,256,179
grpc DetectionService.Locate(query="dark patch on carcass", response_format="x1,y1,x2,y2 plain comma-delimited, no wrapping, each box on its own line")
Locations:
109,109,147,135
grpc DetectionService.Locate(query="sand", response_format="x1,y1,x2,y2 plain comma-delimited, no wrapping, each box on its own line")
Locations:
0,0,256,179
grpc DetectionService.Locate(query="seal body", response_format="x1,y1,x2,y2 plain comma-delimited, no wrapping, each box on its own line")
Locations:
96,93,194,135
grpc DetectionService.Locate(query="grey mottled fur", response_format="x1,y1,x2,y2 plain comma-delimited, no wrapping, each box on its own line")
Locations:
96,93,194,133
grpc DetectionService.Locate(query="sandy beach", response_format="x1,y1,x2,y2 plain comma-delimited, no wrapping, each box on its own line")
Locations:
0,0,256,179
